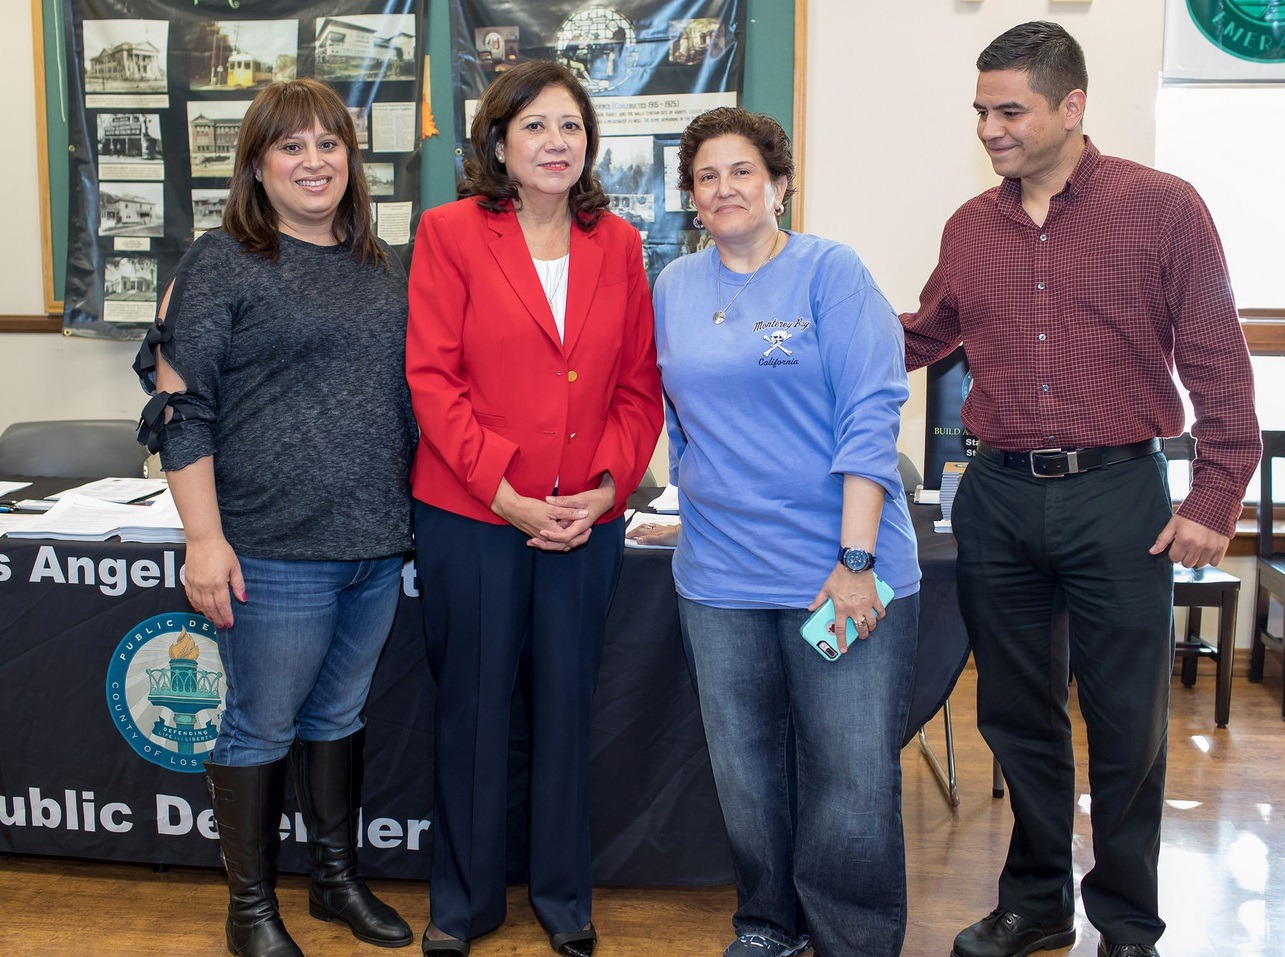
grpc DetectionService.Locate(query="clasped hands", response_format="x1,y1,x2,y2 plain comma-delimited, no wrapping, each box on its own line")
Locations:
492,477,615,551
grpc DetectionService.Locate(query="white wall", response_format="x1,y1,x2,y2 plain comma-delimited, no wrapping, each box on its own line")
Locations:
3,1,1259,637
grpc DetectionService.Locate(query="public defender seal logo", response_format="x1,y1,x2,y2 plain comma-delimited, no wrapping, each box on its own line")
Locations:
1187,1,1285,63
106,613,224,773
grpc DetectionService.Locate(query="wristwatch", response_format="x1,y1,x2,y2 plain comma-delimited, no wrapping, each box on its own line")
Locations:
837,546,876,573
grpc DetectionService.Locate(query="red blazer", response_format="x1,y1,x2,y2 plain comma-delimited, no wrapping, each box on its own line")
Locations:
406,198,663,525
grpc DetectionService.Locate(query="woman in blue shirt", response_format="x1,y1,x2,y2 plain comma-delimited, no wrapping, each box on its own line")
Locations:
648,107,920,957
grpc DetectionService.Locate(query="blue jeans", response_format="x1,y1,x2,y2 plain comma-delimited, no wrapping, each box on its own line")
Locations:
678,594,919,957
211,555,403,766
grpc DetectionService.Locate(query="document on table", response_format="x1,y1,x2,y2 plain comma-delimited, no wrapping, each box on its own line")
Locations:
49,477,168,504
2,490,184,542
625,512,681,549
0,481,32,497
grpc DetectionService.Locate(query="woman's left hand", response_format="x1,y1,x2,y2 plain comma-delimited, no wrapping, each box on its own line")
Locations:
809,564,886,654
535,484,616,551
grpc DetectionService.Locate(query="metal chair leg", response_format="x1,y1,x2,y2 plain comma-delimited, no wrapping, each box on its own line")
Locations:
917,699,959,806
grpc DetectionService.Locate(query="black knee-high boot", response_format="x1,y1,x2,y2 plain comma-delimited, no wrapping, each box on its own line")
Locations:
206,759,304,957
290,729,413,948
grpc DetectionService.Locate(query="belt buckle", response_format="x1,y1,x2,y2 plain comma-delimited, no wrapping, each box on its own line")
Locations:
1029,448,1075,479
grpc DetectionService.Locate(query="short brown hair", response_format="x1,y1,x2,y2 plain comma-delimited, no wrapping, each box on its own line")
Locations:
459,60,608,231
677,107,796,207
977,21,1088,110
223,77,387,268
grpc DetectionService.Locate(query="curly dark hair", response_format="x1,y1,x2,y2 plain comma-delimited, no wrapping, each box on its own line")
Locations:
976,21,1088,109
676,106,795,207
223,77,387,268
458,60,609,231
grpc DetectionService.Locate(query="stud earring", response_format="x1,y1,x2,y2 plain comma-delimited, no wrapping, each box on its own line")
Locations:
693,215,704,230
774,203,785,217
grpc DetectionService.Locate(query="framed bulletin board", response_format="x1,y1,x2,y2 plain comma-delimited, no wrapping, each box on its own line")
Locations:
27,0,805,326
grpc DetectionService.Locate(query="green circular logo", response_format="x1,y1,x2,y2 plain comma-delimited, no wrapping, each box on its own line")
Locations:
1187,1,1285,63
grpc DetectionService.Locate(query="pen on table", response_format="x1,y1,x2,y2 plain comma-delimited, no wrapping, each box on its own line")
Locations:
0,500,19,513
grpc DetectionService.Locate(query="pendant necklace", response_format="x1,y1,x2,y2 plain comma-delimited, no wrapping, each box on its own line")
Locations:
537,254,569,308
712,231,784,324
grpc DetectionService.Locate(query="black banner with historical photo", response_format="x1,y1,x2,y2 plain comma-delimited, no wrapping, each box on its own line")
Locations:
62,0,427,339
450,0,743,283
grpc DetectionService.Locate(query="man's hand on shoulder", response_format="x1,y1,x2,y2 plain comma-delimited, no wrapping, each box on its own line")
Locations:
1150,515,1230,568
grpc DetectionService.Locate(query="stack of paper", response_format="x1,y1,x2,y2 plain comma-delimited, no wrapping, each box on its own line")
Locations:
1,490,184,543
936,462,968,533
648,485,679,514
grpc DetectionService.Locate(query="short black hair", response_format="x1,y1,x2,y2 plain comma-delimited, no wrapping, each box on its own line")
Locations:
977,21,1087,109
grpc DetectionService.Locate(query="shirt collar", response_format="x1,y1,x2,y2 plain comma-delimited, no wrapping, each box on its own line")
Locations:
995,136,1100,216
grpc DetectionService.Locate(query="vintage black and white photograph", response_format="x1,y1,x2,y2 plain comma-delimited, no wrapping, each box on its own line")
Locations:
314,14,416,82
554,7,638,93
191,189,230,232
83,20,168,93
189,20,298,90
98,182,164,238
598,135,657,223
367,163,395,196
668,18,729,65
96,112,163,180
187,100,253,179
474,25,519,72
102,255,158,324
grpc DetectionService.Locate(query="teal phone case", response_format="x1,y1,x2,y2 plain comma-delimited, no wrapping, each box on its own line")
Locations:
799,574,895,662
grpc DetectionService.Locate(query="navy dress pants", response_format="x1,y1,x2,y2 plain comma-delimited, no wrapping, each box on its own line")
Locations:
952,451,1174,947
413,502,624,942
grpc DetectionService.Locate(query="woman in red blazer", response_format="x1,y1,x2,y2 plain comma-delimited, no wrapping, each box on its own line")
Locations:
406,61,662,957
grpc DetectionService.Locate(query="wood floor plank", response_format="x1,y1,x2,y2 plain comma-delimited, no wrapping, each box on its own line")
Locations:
2,668,1281,957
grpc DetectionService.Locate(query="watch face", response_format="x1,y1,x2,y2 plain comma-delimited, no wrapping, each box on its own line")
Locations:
841,547,871,572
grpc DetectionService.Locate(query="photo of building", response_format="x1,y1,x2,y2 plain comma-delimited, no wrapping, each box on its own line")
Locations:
82,20,168,93
97,113,161,162
99,183,163,237
314,15,416,81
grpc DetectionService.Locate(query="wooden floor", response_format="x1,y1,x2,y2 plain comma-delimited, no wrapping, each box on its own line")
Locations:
1,665,1281,957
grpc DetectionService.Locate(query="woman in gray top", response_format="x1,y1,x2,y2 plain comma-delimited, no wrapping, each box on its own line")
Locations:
134,78,415,957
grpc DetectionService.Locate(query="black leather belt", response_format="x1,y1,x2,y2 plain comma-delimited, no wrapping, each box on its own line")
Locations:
975,438,1163,478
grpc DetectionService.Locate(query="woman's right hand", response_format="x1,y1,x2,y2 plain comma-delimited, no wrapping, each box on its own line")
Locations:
625,521,681,547
183,535,246,629
491,478,589,549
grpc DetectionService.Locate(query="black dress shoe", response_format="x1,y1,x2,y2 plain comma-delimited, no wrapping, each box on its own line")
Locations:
550,922,597,957
1098,941,1158,957
952,908,1075,957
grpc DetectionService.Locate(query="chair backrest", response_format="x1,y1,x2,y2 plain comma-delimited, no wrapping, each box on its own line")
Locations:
1260,431,1285,559
0,419,147,478
897,453,923,498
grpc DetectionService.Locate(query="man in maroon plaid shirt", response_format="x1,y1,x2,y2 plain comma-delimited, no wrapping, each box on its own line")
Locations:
902,21,1259,957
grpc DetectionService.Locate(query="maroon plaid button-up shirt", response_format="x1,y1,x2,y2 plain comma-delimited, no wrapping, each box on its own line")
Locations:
902,139,1259,537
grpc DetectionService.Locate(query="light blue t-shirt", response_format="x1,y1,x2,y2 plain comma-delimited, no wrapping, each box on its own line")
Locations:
653,231,920,608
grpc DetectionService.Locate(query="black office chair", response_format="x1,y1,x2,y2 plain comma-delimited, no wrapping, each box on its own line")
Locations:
1165,433,1242,727
1250,430,1285,721
0,419,148,478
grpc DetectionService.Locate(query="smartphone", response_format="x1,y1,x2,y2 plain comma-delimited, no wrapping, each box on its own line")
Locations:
799,574,895,662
